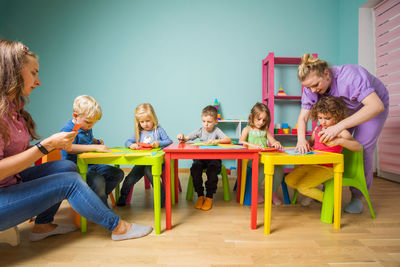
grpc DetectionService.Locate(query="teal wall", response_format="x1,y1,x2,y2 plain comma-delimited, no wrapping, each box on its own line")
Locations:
0,0,365,167
338,0,368,64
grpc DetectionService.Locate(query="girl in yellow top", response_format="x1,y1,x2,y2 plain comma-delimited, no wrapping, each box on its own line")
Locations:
240,102,284,205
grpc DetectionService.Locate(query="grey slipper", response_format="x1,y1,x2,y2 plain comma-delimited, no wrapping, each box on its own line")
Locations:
30,224,78,242
112,223,153,241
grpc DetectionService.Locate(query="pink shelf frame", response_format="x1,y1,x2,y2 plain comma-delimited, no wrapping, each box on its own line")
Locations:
262,52,318,136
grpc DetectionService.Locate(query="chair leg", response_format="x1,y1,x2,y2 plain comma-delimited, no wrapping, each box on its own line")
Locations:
221,165,231,201
144,175,151,189
240,159,248,204
0,226,20,246
126,186,134,204
291,190,298,204
186,175,194,200
281,177,291,204
109,192,116,207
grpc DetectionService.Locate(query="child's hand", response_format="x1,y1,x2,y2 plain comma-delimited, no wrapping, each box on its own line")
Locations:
129,143,139,150
94,145,112,152
177,133,186,143
270,141,283,149
152,141,160,148
205,139,217,145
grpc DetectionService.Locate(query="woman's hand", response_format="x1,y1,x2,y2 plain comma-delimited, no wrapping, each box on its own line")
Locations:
129,143,139,150
325,137,342,147
152,141,160,148
318,124,342,143
41,131,77,152
295,138,311,154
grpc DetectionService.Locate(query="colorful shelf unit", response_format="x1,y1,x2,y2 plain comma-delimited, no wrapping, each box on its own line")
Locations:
262,52,317,137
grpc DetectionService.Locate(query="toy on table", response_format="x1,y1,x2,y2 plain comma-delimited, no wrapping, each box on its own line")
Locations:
137,143,154,150
213,98,222,120
72,123,82,131
277,86,287,96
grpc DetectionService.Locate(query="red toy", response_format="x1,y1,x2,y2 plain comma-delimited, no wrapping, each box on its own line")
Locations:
72,123,82,131
137,143,154,150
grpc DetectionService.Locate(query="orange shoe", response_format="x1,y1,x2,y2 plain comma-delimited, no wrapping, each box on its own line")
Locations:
201,197,213,211
195,196,205,209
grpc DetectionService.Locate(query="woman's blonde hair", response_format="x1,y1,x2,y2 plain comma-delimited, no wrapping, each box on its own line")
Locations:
247,102,271,131
297,53,329,81
0,39,40,144
134,103,158,142
310,96,347,124
73,95,102,121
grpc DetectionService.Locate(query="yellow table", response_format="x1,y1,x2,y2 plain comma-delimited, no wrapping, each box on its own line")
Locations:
77,147,165,234
259,148,344,235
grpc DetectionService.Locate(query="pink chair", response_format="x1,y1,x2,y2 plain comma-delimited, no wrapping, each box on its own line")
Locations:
125,169,182,205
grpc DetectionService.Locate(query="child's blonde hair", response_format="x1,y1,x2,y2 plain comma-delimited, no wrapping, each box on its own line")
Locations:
297,53,329,81
310,96,347,124
73,95,102,121
134,103,159,142
247,102,271,131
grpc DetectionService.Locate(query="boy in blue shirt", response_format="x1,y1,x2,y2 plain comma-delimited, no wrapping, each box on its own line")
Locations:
60,95,123,207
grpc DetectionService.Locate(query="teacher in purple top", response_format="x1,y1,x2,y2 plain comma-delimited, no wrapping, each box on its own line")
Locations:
295,54,389,214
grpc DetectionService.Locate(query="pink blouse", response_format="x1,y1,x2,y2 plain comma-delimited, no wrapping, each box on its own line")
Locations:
0,102,30,188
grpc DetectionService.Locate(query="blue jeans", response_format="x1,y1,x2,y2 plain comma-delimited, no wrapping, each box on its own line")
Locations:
0,160,119,231
120,165,165,207
87,164,124,205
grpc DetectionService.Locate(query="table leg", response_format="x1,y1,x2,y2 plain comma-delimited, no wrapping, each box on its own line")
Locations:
174,159,179,203
236,159,242,203
333,170,342,230
152,164,162,235
77,158,88,233
165,154,172,230
251,156,259,230
171,159,175,205
263,160,274,235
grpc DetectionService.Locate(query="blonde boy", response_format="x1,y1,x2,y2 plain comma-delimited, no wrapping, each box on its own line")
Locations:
60,95,123,207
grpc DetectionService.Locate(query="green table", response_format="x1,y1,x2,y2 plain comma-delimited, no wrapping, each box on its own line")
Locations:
77,147,165,234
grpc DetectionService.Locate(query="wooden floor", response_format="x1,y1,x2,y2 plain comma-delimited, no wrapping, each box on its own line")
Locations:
1,173,400,266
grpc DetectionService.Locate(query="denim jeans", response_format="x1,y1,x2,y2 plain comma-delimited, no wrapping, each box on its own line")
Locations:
120,165,165,207
87,164,124,205
0,160,119,231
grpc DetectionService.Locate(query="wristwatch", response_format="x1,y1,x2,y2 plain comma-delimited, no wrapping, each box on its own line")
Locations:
35,142,49,155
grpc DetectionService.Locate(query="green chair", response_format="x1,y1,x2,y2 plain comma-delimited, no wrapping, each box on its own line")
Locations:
291,148,375,224
186,164,231,201
320,147,375,223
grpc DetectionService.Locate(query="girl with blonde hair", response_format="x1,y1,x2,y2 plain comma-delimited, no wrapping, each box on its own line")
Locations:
118,103,172,207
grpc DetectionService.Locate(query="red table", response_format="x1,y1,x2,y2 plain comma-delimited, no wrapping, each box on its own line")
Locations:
163,143,261,230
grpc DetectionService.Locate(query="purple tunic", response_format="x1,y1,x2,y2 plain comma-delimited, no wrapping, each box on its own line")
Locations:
0,102,30,188
301,64,389,197
302,64,389,112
